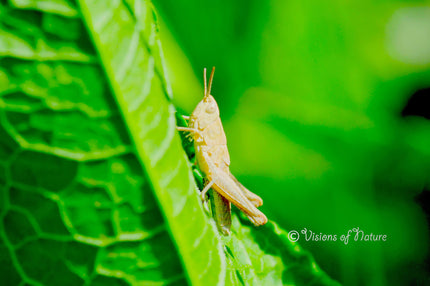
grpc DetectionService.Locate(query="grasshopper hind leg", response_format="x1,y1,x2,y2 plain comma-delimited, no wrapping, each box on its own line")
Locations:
210,190,232,236
209,170,268,227
229,173,263,208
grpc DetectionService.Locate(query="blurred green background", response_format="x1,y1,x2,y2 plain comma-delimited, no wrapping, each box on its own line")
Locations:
153,0,430,285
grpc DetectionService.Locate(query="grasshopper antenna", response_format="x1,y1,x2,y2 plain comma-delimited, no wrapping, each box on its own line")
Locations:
207,67,215,96
204,68,207,97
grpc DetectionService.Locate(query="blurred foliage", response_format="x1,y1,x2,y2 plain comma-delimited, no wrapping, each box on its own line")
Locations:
154,0,430,285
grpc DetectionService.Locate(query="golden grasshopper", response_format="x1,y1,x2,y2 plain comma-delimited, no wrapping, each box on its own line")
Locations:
178,67,267,235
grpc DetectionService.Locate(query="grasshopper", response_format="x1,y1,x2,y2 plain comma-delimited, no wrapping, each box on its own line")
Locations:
178,67,267,234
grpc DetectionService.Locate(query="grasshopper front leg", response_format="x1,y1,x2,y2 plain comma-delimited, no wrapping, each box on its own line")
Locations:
177,126,202,142
176,127,200,133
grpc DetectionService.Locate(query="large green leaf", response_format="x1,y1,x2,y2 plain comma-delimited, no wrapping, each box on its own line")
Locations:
0,1,224,285
0,0,340,285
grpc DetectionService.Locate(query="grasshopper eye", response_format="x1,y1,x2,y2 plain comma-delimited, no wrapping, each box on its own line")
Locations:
206,104,216,114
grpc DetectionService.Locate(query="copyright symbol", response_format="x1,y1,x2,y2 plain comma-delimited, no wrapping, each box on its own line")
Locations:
288,230,300,242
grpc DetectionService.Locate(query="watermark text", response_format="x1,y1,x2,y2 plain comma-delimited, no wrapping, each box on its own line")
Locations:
287,227,387,245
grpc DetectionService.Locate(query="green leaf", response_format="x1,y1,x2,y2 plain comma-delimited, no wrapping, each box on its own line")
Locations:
178,120,340,286
0,1,224,285
224,214,340,286
0,1,340,285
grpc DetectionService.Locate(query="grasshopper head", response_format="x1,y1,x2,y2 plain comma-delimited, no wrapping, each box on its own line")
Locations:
189,94,220,129
189,67,220,130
